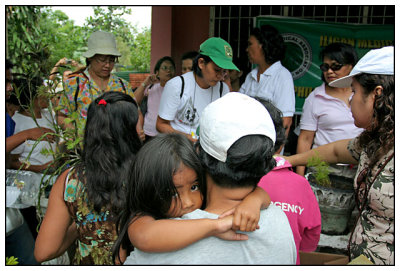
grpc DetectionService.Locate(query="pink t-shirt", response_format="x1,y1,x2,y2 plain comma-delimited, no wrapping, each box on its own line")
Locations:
299,83,364,148
143,83,164,136
258,156,321,265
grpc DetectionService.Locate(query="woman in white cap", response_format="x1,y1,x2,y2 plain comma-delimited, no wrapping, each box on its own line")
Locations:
57,31,136,124
286,46,394,265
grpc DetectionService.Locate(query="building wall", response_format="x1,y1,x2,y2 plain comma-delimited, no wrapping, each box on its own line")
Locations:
151,6,210,75
150,7,172,74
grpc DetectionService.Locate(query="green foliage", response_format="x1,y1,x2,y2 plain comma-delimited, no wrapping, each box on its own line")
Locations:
7,6,47,77
84,6,136,44
130,28,151,72
6,256,19,265
7,6,151,75
83,6,151,72
307,152,331,187
38,8,87,66
6,6,150,219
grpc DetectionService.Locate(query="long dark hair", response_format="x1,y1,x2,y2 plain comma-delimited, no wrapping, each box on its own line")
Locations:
250,25,285,64
112,133,204,262
78,91,142,215
354,73,394,168
319,42,358,83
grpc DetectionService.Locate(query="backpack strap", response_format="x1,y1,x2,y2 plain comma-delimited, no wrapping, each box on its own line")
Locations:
74,76,80,111
178,76,221,99
179,75,185,98
72,73,89,111
119,78,127,93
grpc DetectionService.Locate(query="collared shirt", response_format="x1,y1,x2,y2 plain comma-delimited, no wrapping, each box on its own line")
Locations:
59,70,134,119
300,83,363,148
239,61,295,117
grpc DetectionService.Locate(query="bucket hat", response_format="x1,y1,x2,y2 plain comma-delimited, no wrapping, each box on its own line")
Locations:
82,31,121,58
199,37,239,71
199,92,275,162
330,46,393,88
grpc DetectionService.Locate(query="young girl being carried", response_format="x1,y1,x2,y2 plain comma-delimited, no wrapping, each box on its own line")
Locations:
113,133,271,263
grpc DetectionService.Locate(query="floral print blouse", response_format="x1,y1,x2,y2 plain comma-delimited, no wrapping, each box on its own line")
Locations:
59,71,134,119
64,167,118,265
347,137,394,265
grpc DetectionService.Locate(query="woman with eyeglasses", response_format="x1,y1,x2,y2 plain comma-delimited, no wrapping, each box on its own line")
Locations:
286,46,394,265
296,43,363,177
136,56,176,141
56,31,137,127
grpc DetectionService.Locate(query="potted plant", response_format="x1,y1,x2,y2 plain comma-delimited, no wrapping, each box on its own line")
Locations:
306,152,355,235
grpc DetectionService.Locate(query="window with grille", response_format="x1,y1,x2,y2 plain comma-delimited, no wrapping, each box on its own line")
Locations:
211,5,394,74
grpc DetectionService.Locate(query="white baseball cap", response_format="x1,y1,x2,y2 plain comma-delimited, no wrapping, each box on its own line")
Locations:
199,92,276,162
329,46,394,88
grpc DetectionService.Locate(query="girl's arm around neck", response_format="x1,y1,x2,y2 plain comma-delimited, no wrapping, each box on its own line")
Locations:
223,186,270,232
127,214,247,253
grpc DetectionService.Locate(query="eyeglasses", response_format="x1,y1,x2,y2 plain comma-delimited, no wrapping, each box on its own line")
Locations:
160,65,175,72
214,67,228,78
320,63,344,72
95,56,118,65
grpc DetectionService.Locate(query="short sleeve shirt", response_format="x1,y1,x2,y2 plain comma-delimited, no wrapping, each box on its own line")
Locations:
59,71,134,119
300,83,363,148
158,72,230,136
239,61,295,117
143,83,164,136
347,137,394,265
11,110,56,165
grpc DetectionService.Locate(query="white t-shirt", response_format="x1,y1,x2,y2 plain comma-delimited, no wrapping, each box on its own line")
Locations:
158,72,230,136
11,110,56,165
124,205,297,265
240,61,295,117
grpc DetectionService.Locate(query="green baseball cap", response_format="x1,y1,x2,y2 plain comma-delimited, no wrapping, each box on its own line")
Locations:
199,37,239,71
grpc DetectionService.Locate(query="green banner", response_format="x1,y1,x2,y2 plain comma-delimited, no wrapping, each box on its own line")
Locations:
255,16,394,113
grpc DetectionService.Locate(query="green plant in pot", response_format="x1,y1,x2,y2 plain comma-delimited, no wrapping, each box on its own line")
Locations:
306,152,355,235
306,153,331,187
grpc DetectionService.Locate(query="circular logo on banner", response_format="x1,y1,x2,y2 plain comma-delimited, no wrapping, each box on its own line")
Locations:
281,33,312,80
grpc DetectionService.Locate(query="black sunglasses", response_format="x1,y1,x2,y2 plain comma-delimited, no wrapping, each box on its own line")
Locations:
320,63,344,72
